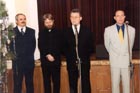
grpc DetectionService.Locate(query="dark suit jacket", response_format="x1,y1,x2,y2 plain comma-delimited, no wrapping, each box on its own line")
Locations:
63,25,94,69
11,26,36,69
38,28,63,66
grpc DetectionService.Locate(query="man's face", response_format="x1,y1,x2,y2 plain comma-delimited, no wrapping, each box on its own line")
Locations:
44,19,54,29
16,15,26,27
70,12,82,25
114,11,126,25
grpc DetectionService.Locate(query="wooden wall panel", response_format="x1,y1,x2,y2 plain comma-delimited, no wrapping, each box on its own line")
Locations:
7,60,140,93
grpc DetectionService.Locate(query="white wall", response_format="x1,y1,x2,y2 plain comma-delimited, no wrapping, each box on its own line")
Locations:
3,0,40,60
2,0,16,25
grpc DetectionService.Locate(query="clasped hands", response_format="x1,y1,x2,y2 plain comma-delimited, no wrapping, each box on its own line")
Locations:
46,54,55,62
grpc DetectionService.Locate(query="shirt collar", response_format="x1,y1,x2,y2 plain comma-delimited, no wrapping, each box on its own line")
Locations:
72,24,80,34
18,26,26,32
116,24,125,31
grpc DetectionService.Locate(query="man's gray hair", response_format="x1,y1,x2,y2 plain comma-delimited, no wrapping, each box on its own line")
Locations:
15,13,26,21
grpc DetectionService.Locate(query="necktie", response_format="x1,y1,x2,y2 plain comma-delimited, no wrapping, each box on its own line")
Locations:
74,25,78,46
74,25,80,62
21,28,24,35
118,27,124,43
74,25,78,35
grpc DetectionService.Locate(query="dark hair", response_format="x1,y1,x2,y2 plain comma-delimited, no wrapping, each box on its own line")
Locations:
115,10,125,16
70,8,82,16
43,13,54,21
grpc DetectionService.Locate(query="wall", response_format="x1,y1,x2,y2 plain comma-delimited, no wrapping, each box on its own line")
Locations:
3,0,40,60
37,0,140,51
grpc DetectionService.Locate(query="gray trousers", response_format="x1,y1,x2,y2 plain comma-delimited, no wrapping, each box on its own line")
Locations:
111,67,130,93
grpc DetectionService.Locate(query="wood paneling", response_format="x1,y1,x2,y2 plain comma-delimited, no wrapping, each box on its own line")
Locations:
7,60,140,93
90,65,111,93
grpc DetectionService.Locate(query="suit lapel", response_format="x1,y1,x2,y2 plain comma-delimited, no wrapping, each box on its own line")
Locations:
123,25,128,44
24,27,28,35
15,26,28,36
121,25,128,51
112,24,121,45
70,27,75,38
68,27,75,45
78,25,83,44
14,26,21,35
78,25,82,37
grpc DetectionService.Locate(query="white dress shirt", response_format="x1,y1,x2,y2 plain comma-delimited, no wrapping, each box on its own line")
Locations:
18,26,26,33
72,24,80,34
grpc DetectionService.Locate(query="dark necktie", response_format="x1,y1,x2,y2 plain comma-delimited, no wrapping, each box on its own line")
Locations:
21,28,24,35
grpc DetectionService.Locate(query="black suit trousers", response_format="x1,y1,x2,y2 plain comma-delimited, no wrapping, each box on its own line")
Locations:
67,62,91,93
13,62,34,93
41,63,60,93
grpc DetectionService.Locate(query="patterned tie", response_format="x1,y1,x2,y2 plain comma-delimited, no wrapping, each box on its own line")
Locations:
74,25,78,47
74,25,79,63
74,25,78,35
118,27,124,43
21,28,24,35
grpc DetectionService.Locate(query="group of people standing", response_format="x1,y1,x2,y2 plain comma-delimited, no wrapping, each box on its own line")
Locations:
10,8,135,93
38,8,93,93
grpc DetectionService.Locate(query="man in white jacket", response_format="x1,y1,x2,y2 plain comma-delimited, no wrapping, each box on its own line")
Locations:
104,10,135,93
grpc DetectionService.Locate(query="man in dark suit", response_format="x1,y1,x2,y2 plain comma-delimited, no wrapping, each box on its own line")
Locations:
10,13,36,93
38,13,63,93
63,9,94,93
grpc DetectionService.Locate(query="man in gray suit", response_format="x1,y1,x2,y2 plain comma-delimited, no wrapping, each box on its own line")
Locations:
104,10,135,93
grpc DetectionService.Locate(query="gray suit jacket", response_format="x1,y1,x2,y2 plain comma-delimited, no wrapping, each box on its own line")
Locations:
104,24,135,68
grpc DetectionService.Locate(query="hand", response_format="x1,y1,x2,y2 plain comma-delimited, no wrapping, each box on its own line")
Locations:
7,39,10,44
46,54,55,62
